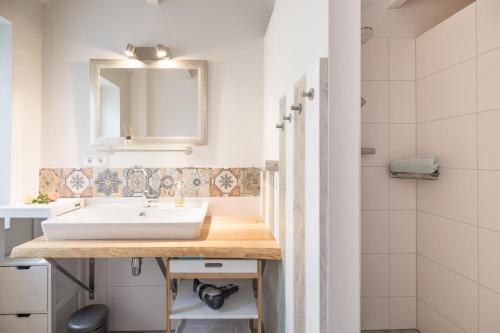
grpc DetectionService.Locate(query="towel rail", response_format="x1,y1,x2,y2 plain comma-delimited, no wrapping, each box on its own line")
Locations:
361,148,376,155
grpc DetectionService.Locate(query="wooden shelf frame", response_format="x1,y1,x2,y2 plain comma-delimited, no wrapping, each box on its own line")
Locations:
165,259,263,333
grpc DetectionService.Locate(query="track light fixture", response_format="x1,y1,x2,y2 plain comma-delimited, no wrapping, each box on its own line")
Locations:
124,44,170,60
155,44,168,59
124,44,136,58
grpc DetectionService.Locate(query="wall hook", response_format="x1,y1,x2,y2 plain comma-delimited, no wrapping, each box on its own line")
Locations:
275,123,284,130
283,114,292,123
291,104,302,113
302,88,314,100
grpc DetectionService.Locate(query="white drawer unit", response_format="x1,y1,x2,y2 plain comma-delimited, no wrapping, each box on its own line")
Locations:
170,259,258,275
0,314,48,333
0,265,48,314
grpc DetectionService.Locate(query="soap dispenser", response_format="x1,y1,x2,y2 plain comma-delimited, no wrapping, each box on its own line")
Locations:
175,181,185,207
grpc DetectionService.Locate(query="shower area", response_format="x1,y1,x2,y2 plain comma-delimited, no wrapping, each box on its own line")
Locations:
361,0,500,332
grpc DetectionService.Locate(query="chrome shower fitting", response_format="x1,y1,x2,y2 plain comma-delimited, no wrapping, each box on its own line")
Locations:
131,257,143,276
361,26,374,45
361,97,367,107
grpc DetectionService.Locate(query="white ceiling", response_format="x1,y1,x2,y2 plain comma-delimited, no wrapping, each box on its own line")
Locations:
362,0,475,38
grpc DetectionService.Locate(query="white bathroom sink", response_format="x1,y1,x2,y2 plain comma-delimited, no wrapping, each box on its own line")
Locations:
41,202,208,240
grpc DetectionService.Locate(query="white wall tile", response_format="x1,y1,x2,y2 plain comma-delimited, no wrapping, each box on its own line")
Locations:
417,256,478,333
362,124,389,167
390,210,416,253
107,286,166,331
417,300,466,333
362,81,390,124
362,210,389,253
477,0,500,55
390,297,416,329
479,170,500,232
479,286,500,332
478,109,500,170
417,212,477,281
478,48,500,112
390,254,416,297
389,39,416,81
390,81,416,124
362,254,389,297
362,167,390,210
417,114,477,169
361,298,389,330
417,59,477,122
390,178,416,210
417,168,477,225
416,3,476,79
479,229,500,294
390,124,416,161
107,258,165,287
362,38,389,81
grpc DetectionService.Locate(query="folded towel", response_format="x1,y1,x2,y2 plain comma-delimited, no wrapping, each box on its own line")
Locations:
390,157,439,174
390,170,439,180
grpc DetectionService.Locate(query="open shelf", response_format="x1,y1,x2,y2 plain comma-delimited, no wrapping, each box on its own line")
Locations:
170,279,258,320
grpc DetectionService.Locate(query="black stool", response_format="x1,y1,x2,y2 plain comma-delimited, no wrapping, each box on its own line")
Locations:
67,304,109,333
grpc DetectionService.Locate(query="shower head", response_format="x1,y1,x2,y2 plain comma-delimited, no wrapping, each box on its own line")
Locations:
361,26,373,45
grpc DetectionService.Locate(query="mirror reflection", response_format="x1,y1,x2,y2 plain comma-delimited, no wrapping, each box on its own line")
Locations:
99,68,199,138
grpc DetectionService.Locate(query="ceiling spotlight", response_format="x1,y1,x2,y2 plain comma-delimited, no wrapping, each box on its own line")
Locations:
155,44,168,59
124,44,136,58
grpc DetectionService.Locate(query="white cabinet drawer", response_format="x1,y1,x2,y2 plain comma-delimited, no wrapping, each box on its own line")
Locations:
0,314,48,333
170,259,257,274
0,266,48,314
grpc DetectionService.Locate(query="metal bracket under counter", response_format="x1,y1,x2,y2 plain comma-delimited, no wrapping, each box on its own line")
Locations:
46,258,95,300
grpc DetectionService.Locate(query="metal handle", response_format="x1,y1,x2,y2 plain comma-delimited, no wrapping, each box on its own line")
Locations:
205,263,223,268
302,88,314,100
283,114,292,122
275,123,284,130
291,104,302,113
361,148,376,155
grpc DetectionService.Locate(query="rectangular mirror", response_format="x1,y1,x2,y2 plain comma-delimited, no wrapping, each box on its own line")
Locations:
90,59,207,147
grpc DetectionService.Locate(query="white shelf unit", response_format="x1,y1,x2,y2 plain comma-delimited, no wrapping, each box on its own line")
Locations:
0,199,85,333
0,258,52,333
167,259,263,333
170,279,258,320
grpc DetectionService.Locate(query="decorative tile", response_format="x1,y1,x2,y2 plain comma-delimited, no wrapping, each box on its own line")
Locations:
123,166,147,197
39,168,62,194
93,168,124,197
146,168,183,198
240,168,261,196
61,168,93,198
182,168,211,197
210,168,241,197
41,166,262,199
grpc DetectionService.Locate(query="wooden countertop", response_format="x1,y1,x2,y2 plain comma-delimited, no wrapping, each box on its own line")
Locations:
10,217,282,260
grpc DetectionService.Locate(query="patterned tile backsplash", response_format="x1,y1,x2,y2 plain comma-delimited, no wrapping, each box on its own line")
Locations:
39,167,261,198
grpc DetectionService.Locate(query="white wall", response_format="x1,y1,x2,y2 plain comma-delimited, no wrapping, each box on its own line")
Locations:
0,20,12,209
263,0,328,161
416,2,500,332
0,0,42,260
263,1,328,332
328,0,361,332
41,0,272,168
0,0,42,202
360,36,417,330
362,0,475,39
